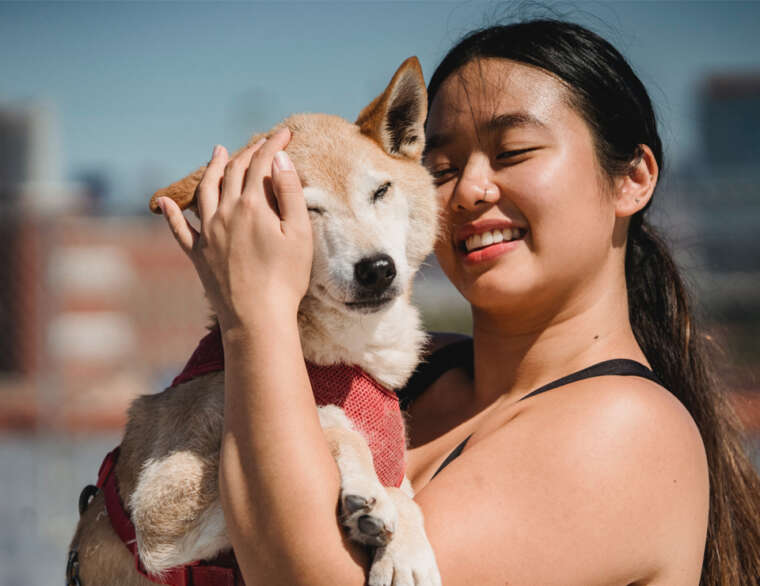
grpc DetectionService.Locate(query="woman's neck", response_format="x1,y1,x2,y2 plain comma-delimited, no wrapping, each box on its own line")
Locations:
469,272,647,409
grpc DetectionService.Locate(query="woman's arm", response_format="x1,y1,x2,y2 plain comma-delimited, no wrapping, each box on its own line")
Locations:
220,315,369,585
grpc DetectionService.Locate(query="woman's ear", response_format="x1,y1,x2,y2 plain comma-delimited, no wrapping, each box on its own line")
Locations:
614,144,659,218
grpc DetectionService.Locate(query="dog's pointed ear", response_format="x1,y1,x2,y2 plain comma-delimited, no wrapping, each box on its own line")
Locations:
355,56,427,161
148,165,206,215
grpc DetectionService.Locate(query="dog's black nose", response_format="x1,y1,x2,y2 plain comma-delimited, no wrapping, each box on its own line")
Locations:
354,254,396,294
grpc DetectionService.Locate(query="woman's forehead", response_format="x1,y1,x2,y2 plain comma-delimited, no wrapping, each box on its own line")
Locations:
426,58,570,133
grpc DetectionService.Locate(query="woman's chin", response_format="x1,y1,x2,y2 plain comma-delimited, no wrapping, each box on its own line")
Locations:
457,271,538,313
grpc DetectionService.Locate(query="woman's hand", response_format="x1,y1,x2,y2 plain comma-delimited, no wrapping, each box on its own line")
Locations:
156,128,313,335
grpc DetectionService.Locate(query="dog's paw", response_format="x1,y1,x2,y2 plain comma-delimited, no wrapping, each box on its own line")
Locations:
368,534,441,586
367,488,441,586
340,483,398,547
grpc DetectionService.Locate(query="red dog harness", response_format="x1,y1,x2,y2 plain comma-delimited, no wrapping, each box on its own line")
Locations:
94,327,406,585
172,327,406,486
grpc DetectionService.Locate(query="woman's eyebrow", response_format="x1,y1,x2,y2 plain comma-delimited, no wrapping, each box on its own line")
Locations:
483,112,547,133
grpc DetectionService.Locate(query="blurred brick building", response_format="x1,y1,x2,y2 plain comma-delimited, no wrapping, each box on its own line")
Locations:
0,105,207,431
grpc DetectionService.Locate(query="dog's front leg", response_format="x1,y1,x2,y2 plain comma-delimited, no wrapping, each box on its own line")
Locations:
318,407,440,585
317,405,399,547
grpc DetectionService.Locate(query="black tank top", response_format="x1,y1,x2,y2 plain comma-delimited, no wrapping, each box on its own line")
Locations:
397,338,662,478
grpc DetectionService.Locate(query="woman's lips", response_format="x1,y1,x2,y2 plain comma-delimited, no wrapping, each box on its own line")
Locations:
453,220,528,265
462,237,523,264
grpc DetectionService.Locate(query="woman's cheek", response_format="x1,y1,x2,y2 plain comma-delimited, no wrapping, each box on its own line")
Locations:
433,224,457,279
515,151,597,247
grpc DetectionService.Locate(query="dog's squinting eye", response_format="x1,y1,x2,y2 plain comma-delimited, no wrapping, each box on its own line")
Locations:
307,206,326,215
372,182,391,203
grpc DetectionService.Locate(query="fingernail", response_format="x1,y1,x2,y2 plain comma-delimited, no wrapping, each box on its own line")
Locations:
156,197,166,214
212,144,223,158
274,150,294,171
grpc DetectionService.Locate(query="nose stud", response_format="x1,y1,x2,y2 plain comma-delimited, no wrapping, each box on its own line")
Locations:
452,181,499,211
482,185,498,201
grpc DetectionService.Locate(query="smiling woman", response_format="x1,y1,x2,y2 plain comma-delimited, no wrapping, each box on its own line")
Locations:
413,20,760,585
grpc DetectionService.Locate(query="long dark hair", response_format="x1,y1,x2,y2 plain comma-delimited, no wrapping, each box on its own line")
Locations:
428,20,760,585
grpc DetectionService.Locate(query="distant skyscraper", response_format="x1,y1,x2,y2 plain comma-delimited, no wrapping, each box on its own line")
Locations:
0,104,76,212
0,109,33,201
682,72,760,324
699,74,760,173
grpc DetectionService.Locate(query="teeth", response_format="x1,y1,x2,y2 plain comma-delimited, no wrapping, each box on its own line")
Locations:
465,228,523,252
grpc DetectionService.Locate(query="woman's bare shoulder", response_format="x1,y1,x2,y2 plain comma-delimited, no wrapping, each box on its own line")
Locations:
413,375,709,585
528,374,708,457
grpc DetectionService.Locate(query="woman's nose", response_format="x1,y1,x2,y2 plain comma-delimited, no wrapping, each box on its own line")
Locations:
450,156,499,212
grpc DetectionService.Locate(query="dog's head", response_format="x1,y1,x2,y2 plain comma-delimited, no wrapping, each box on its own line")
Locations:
150,57,438,317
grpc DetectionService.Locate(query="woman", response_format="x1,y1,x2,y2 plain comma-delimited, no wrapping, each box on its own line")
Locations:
157,20,760,585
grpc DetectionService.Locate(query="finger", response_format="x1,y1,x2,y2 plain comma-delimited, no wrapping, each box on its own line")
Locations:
157,197,198,254
272,150,308,226
243,127,292,198
221,139,265,209
197,144,229,226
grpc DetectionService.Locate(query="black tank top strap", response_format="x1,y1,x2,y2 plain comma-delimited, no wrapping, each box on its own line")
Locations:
517,358,662,403
431,434,472,479
429,357,662,479
397,336,473,410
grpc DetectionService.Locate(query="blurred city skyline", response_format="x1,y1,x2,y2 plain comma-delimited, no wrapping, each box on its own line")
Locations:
2,1,760,212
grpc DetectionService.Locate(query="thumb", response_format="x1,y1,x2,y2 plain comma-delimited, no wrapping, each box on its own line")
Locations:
272,150,308,227
157,197,198,254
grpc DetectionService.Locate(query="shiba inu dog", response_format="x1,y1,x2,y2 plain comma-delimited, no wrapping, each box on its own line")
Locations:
67,57,441,586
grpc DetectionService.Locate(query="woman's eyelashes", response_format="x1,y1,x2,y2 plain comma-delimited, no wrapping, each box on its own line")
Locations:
495,146,542,164
430,166,457,185
427,146,541,185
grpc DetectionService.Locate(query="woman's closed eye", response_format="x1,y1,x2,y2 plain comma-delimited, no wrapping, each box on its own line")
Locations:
495,146,542,165
430,166,458,185
427,146,542,184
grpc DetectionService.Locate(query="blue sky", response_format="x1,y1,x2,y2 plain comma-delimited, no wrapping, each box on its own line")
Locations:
2,1,759,211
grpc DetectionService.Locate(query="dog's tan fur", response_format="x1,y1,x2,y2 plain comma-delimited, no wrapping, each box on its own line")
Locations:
69,57,441,586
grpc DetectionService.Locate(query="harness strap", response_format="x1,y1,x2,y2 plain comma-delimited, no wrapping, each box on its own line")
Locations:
97,447,243,586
